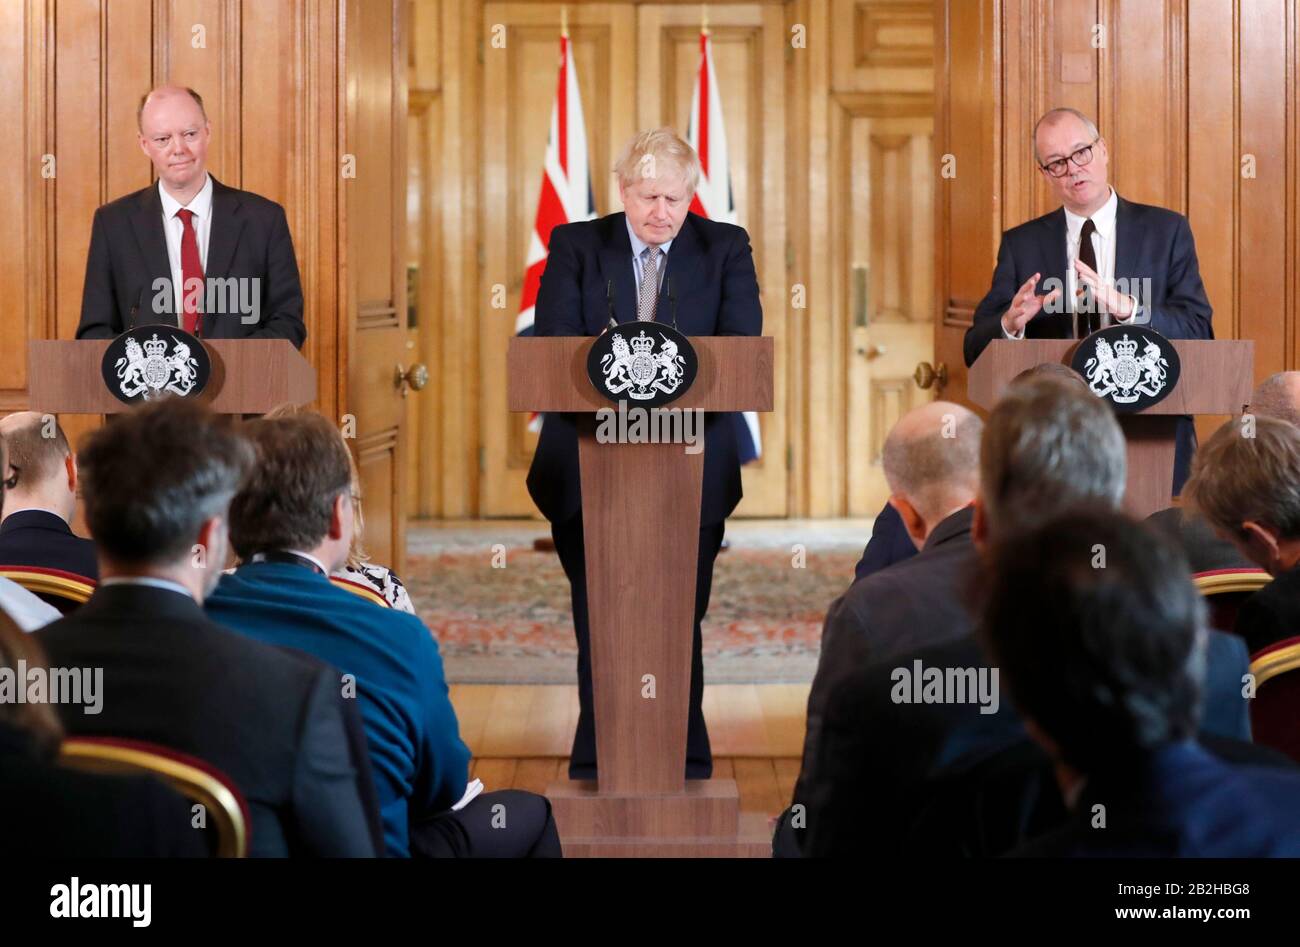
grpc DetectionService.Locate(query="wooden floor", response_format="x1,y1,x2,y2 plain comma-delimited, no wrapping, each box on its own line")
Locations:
451,683,809,818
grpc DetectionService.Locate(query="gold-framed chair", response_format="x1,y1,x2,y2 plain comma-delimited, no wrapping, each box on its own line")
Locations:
60,737,250,857
330,574,391,608
0,565,96,609
1192,568,1272,632
1248,636,1300,763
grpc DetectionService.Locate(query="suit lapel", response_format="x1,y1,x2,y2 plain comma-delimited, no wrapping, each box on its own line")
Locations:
1112,194,1137,290
598,213,637,325
205,177,245,282
660,215,704,326
130,184,176,323
1043,207,1069,293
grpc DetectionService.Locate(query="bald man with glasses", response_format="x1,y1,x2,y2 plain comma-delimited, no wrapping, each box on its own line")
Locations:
963,107,1213,493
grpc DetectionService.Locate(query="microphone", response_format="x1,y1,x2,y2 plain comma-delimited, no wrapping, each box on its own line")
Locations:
129,286,145,327
665,277,679,331
606,279,617,330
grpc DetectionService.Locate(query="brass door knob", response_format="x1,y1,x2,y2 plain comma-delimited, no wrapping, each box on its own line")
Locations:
913,361,948,390
396,363,429,398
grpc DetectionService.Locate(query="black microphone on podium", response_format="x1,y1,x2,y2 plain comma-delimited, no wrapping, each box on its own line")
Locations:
606,279,617,330
664,277,679,332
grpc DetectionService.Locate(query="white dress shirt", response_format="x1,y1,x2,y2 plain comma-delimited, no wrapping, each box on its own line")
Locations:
158,174,214,319
0,577,62,632
1004,187,1136,339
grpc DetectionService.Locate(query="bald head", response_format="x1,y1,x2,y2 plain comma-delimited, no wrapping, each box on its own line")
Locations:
0,412,76,523
1248,372,1300,429
137,85,211,200
882,401,982,545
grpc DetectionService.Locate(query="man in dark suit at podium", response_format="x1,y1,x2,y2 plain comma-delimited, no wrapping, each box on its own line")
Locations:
963,107,1213,492
528,128,763,779
76,85,305,347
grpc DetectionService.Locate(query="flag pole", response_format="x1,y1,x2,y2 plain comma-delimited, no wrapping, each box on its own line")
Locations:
701,4,709,36
561,5,569,38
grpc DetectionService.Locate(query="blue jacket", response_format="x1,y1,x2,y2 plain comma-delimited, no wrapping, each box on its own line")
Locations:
1015,741,1300,857
206,561,470,857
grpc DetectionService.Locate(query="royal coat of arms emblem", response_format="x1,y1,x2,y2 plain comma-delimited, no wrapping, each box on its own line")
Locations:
102,326,211,404
1070,325,1181,413
587,323,698,408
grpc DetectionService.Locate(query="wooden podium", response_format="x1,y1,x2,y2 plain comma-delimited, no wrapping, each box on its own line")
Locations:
968,339,1254,518
508,335,774,857
27,339,316,414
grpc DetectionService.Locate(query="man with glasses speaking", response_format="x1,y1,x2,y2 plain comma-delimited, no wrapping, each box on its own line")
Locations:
962,107,1213,492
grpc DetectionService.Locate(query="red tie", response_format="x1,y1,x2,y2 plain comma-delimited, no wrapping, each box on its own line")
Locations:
176,208,204,336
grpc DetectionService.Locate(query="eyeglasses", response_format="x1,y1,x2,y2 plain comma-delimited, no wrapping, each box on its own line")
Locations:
1039,138,1099,178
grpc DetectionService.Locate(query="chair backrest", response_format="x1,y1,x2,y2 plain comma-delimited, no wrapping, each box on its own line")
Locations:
1248,636,1300,763
0,565,96,609
1193,568,1272,632
59,737,250,857
330,575,391,608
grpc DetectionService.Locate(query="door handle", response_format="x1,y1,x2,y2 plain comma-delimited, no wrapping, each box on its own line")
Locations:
396,363,429,398
913,361,948,390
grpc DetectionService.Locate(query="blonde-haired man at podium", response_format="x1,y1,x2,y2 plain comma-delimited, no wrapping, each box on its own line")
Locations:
527,127,763,780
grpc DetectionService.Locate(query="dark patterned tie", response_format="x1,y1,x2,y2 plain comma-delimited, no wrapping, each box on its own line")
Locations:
1077,217,1100,336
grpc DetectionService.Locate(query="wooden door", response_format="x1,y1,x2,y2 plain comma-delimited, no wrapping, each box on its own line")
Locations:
344,0,410,566
834,101,936,514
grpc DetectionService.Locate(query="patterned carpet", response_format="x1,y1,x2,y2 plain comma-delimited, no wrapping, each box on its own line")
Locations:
405,519,872,684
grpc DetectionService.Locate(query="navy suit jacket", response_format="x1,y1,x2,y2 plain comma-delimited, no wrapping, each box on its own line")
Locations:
803,628,1252,857
0,510,98,581
853,501,919,581
36,583,373,857
76,176,306,346
963,195,1213,493
526,212,763,527
1014,741,1300,857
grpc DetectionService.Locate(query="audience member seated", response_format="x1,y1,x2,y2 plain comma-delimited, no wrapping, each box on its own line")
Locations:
1183,414,1300,656
36,398,374,857
782,401,982,855
204,410,561,858
1248,370,1300,428
0,434,62,632
331,427,415,614
0,412,99,585
798,376,1253,858
1144,506,1252,574
983,510,1300,856
850,362,1088,582
0,609,208,857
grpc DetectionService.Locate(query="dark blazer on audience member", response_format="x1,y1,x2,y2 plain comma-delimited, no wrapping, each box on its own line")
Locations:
0,510,99,580
802,627,1253,858
0,721,208,858
35,583,374,858
906,732,1297,858
75,176,306,346
1234,564,1300,657
1144,507,1252,574
795,507,977,818
205,560,472,858
1012,741,1300,857
962,196,1213,494
852,500,919,581
525,211,763,529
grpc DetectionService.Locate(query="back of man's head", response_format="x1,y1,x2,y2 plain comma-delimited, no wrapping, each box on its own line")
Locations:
1183,415,1300,548
0,412,74,520
979,375,1126,541
78,399,252,567
1247,371,1300,429
980,510,1205,773
882,401,982,528
228,411,353,562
